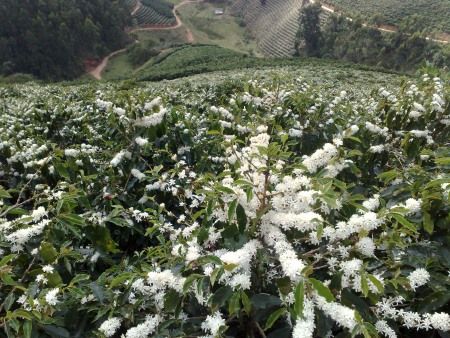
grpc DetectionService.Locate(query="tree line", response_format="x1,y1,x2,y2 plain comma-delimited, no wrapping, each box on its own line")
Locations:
296,4,450,72
0,0,131,80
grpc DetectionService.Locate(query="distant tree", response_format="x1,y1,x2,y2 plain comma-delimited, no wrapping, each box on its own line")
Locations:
369,14,383,27
399,14,428,35
304,10,448,72
298,4,323,57
1,61,15,75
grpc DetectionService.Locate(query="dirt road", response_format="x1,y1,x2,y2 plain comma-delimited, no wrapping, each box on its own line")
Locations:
89,48,127,80
88,0,201,80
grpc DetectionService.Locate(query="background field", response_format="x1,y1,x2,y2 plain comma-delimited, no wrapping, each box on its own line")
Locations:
230,0,304,57
176,1,259,55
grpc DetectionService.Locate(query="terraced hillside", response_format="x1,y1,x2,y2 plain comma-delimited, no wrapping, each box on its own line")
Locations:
125,0,138,11
131,0,176,27
231,0,305,57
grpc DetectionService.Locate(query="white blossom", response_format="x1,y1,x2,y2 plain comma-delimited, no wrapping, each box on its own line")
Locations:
99,317,122,337
408,268,430,290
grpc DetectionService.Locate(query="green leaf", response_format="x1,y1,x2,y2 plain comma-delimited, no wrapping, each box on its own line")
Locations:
197,255,222,266
211,286,233,310
69,274,90,286
228,199,238,222
390,213,417,233
164,289,181,313
183,274,203,293
228,292,241,316
47,271,63,287
309,278,335,302
89,282,105,303
276,277,291,296
110,273,133,288
234,179,253,187
236,204,247,233
424,178,450,189
22,321,32,338
0,186,11,199
435,157,450,165
251,294,282,309
264,308,286,330
210,267,223,286
42,325,70,338
3,293,15,311
58,214,85,226
207,130,221,135
360,273,369,297
216,185,235,195
206,198,216,217
418,291,450,313
241,291,252,314
294,281,305,318
423,211,434,234
40,242,58,263
1,274,18,286
0,254,15,267
10,309,33,320
377,170,398,184
345,136,361,143
224,263,238,271
53,161,70,179
367,274,384,294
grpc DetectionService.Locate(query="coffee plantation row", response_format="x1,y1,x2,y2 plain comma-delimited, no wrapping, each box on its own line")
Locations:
0,68,449,337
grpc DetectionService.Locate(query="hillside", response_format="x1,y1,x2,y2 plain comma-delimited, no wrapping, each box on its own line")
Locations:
0,0,131,80
1,64,449,337
230,0,305,57
100,44,405,82
130,0,177,27
324,0,450,35
296,3,450,72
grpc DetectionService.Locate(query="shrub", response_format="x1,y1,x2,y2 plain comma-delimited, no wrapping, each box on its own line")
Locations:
0,70,449,337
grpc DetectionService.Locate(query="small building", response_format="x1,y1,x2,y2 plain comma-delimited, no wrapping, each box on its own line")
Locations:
214,8,224,15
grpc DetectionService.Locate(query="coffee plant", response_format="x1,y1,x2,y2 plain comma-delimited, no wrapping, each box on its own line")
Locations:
0,71,449,338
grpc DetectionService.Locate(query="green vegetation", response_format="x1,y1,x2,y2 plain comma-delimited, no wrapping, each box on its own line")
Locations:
0,0,130,80
230,0,304,57
133,44,403,82
296,5,450,72
141,0,174,18
133,0,176,26
102,29,188,81
137,45,258,80
325,0,450,33
1,65,449,338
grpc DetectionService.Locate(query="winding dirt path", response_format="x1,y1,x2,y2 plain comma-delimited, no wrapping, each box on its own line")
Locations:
309,0,449,44
88,0,201,80
89,48,127,80
131,0,141,16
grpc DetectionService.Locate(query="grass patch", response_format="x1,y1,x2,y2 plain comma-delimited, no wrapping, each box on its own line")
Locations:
102,28,188,80
177,1,259,55
102,52,133,80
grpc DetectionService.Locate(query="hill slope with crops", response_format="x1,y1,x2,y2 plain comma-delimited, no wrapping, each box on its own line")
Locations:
0,65,449,338
325,0,450,33
230,0,305,57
